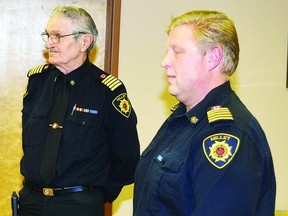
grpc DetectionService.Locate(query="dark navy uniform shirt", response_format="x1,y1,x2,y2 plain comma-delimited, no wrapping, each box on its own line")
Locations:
133,81,276,216
21,58,140,202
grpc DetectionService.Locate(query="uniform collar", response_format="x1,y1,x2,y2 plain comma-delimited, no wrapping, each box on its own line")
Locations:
56,58,92,87
172,81,234,125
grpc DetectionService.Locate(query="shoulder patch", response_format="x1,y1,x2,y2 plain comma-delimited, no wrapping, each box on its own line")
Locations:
27,64,50,77
99,73,122,91
207,105,234,124
203,133,240,169
112,93,131,118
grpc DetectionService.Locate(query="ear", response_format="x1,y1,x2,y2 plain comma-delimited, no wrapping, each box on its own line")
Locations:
80,34,94,52
208,45,223,71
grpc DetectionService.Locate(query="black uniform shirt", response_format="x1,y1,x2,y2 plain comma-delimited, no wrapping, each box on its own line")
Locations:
133,81,276,215
21,58,140,201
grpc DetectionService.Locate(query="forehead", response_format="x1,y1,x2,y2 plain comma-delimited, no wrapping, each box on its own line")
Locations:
168,25,193,42
46,14,74,33
167,24,196,47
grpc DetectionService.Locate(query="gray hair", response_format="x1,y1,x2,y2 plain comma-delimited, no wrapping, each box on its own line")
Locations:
50,6,98,55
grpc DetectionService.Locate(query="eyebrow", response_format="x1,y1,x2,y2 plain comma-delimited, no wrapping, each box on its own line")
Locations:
44,29,63,34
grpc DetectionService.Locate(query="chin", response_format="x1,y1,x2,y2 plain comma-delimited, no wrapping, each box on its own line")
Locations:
48,57,58,64
168,86,177,95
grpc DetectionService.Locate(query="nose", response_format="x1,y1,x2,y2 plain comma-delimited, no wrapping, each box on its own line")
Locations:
161,53,170,69
45,38,54,49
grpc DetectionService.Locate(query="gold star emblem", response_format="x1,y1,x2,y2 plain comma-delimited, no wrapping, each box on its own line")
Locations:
190,116,198,124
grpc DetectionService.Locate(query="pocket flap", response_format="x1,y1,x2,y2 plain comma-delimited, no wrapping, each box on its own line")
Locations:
22,105,50,118
154,149,184,173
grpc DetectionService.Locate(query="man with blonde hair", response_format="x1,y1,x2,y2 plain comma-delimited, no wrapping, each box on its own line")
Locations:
133,10,276,216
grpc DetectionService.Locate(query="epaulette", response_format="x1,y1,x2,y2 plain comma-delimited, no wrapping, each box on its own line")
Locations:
27,64,50,77
99,73,122,91
170,102,180,112
207,105,234,124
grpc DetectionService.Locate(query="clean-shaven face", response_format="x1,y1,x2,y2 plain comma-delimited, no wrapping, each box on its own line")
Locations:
161,24,210,108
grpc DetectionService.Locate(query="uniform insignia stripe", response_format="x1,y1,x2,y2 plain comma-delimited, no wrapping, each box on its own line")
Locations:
28,64,45,77
101,74,122,91
103,75,117,84
208,114,234,122
106,79,121,90
23,86,28,98
103,75,115,84
110,82,122,91
106,78,120,87
207,107,234,123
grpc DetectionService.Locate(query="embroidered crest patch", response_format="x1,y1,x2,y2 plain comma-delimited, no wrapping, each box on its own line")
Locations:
203,133,240,169
112,93,131,118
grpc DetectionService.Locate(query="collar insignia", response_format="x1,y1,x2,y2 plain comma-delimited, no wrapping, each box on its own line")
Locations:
112,93,131,118
170,102,180,112
190,116,198,124
203,133,240,169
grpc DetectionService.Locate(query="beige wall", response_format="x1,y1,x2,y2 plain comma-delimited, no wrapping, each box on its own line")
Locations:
113,0,288,215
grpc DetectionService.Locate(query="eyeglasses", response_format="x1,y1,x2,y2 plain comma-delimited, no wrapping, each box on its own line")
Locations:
41,32,87,44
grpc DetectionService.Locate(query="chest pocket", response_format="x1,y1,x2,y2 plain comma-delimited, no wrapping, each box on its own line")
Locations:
22,105,50,149
66,111,102,128
22,105,50,118
155,148,185,175
64,110,105,158
142,148,186,214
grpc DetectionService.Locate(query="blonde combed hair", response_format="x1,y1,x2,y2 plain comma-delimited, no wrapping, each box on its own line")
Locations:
167,10,240,76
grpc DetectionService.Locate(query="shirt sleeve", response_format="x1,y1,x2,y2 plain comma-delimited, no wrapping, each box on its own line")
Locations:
104,85,140,202
189,126,276,216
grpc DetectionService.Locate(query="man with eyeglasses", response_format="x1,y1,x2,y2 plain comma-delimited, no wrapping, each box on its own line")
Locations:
18,6,140,216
